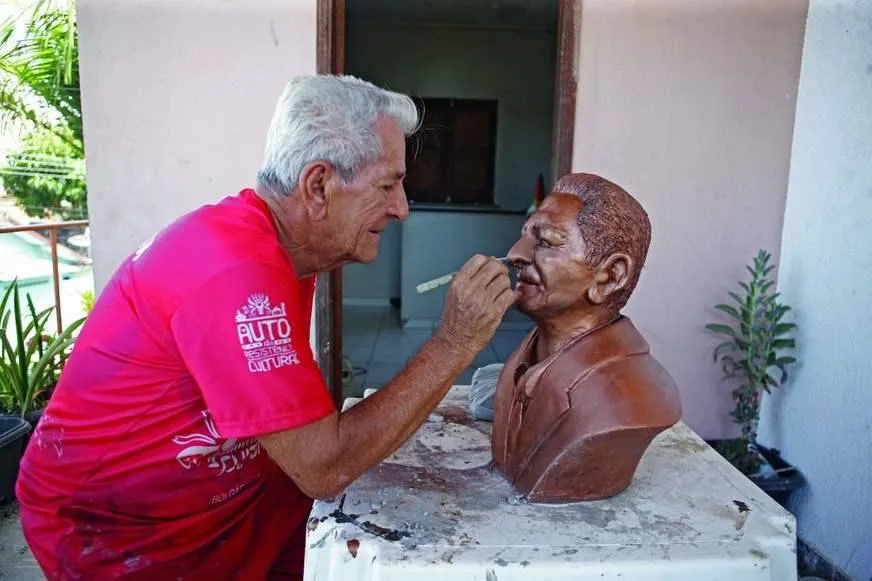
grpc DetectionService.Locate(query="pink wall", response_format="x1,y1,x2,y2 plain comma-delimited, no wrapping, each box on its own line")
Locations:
77,0,318,289
572,0,808,437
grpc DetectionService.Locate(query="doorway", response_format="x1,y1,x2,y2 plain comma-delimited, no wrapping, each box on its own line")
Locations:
316,0,580,406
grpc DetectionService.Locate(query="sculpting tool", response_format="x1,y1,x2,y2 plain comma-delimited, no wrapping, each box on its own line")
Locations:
415,256,511,294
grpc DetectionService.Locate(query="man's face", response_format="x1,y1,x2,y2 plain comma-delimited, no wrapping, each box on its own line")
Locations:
329,115,409,264
508,193,598,318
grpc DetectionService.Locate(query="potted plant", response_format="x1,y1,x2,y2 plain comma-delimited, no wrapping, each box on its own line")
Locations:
1,279,80,502
1,278,85,426
705,249,805,507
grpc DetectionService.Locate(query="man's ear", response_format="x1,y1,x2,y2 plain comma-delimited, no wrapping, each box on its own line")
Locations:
587,253,634,305
297,161,335,220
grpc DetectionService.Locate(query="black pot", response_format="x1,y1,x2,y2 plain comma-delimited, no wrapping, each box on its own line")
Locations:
751,444,806,508
0,415,31,505
21,408,45,450
706,439,806,509
24,408,43,430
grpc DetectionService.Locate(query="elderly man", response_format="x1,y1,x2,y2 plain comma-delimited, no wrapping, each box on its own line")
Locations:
16,75,513,579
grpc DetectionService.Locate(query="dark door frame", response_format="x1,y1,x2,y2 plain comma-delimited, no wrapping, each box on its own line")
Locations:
315,0,579,407
315,0,346,408
551,0,580,181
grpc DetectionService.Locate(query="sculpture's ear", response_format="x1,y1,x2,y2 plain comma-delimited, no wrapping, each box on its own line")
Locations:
587,252,633,305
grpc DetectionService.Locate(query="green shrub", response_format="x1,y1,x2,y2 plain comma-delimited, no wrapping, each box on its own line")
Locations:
0,279,85,415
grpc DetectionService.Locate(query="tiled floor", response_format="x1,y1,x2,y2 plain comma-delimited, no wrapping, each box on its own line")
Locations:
342,305,532,397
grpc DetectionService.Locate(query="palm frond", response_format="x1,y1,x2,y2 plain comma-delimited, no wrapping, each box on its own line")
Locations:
0,0,81,147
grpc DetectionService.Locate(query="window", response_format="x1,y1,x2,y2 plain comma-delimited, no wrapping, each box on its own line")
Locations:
405,98,498,205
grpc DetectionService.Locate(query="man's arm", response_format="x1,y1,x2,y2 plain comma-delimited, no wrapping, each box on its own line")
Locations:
258,255,513,499
258,333,472,499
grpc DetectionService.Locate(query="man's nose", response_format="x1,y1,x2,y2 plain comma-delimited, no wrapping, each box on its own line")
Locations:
389,186,410,221
507,237,533,268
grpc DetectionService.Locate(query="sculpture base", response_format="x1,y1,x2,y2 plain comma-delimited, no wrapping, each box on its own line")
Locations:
304,386,797,580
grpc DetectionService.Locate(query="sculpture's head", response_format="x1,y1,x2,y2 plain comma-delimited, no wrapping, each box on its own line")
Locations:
508,173,651,321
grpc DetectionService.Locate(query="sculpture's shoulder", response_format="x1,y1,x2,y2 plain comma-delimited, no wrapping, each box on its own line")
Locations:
562,318,682,432
581,351,681,423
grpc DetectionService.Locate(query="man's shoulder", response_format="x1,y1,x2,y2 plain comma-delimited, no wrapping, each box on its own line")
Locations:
172,188,274,248
137,191,286,274
109,190,293,314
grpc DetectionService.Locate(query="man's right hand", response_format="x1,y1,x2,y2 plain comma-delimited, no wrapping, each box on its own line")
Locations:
436,254,514,357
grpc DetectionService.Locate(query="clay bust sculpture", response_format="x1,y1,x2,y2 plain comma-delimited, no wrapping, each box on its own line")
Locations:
491,173,682,503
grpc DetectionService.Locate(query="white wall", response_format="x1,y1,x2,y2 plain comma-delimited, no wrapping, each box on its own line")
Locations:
77,0,318,290
758,0,872,577
572,0,808,437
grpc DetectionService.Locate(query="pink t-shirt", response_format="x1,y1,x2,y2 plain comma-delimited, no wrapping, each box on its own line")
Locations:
16,189,335,579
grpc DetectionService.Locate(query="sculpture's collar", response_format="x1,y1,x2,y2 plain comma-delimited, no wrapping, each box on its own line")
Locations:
511,315,650,396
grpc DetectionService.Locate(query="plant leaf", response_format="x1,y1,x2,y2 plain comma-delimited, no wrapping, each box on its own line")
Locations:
28,316,85,396
706,323,736,337
0,280,14,322
774,323,797,335
25,294,50,360
0,329,25,408
713,341,735,361
714,304,741,320
11,282,28,399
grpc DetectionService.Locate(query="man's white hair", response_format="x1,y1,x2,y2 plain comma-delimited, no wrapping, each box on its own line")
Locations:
257,75,420,195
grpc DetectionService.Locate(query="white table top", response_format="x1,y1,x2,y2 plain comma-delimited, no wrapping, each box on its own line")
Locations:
304,386,797,580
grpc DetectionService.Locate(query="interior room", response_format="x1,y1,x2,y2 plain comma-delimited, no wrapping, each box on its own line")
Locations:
341,0,559,396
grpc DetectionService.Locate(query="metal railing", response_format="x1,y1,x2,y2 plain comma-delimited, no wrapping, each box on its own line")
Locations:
0,220,90,333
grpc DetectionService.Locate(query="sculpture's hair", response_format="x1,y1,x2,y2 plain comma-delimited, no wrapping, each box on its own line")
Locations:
257,75,421,195
552,173,652,313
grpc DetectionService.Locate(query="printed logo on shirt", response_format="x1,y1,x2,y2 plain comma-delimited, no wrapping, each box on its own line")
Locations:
31,412,64,459
172,411,263,477
235,293,300,373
